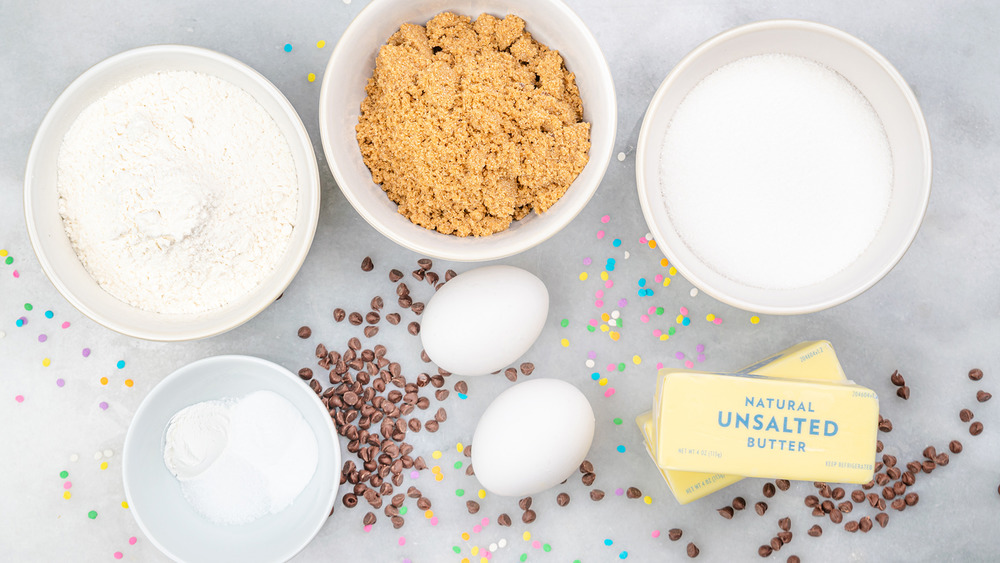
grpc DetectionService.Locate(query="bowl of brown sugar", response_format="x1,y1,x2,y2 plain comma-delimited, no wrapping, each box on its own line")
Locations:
319,0,616,261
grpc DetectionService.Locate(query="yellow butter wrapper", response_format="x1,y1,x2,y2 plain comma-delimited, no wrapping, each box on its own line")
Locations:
653,370,879,484
637,341,847,504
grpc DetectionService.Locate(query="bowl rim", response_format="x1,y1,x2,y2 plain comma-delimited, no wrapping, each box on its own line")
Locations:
121,354,340,563
318,0,617,262
635,19,933,315
23,44,321,341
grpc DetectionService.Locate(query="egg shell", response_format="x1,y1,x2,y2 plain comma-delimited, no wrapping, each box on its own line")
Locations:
420,265,548,376
472,378,595,497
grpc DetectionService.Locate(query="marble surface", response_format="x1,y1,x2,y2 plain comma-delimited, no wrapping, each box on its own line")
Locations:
1,0,998,561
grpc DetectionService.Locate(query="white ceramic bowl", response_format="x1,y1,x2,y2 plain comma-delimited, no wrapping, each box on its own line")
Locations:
636,20,932,314
24,45,321,340
319,0,616,261
122,355,340,563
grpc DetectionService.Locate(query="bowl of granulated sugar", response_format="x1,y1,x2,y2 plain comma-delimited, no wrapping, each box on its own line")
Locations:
25,45,321,340
636,20,931,314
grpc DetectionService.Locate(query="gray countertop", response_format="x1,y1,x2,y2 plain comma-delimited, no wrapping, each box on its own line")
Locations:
1,0,998,561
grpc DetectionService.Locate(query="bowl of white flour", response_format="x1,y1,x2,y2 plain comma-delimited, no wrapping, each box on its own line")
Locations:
122,355,341,562
636,20,931,314
25,45,321,340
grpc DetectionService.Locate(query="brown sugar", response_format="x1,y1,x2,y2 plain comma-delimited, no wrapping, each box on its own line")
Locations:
356,12,591,237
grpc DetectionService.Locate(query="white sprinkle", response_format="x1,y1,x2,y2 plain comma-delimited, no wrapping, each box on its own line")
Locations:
498,538,508,548
645,233,652,240
623,251,630,260
69,453,79,462
617,152,626,162
0,331,5,339
490,543,498,552
94,451,103,460
103,449,114,458
585,359,595,368
690,288,699,297
611,310,620,320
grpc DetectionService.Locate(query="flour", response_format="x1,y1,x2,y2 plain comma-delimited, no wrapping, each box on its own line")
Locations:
57,70,298,314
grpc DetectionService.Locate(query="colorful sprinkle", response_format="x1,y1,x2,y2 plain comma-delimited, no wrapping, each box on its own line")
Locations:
612,239,621,247
42,358,51,367
100,377,108,385
61,322,70,329
15,318,24,327
24,303,33,311
456,489,465,497
122,502,129,509
644,496,652,504
63,491,71,500
620,551,628,559
88,510,98,519
604,539,613,546
560,319,569,328
56,378,65,388
560,339,569,348
99,402,109,411
124,379,133,387
82,348,91,357
38,334,47,342
583,257,592,266
113,553,123,560
751,315,760,325
6,257,13,265
613,417,622,425
60,470,69,479
601,215,610,224
307,73,316,82
128,537,136,545
651,530,660,538
579,272,588,281
116,360,125,369
616,445,626,453
44,310,54,319
283,43,292,52
597,230,605,239
316,40,326,48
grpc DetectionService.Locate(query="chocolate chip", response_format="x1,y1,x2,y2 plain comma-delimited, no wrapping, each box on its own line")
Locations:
887,467,902,480
832,487,845,500
807,525,822,537
388,269,403,282
364,326,379,338
763,482,776,498
590,489,605,501
829,508,842,524
425,420,439,432
386,313,401,325
627,487,642,500
309,379,322,394
717,506,734,519
907,461,921,474
978,390,992,402
415,258,432,271
391,515,404,529
504,368,518,382
412,302,425,315
969,368,984,381
838,501,853,514
891,498,906,511
960,408,974,422
896,386,910,399
890,370,905,386
935,453,950,466
343,493,358,508
520,362,535,375
922,459,936,473
298,367,314,380
788,557,801,563
361,256,374,272
363,512,376,526
878,418,893,432
411,269,425,282
776,479,790,491
521,510,536,523
875,512,889,528
804,495,819,508
498,513,512,526
519,497,532,511
922,447,936,459
333,308,346,322
407,322,420,335
580,460,594,473
778,517,791,531
366,312,380,325
904,492,919,506
949,440,963,453
297,326,312,339
758,545,773,557
668,528,682,541
732,496,746,510
755,502,768,516
970,421,984,435
901,471,916,486
396,283,409,297
466,500,480,514
686,543,699,558
876,440,884,453
557,493,570,506
349,312,363,325
844,520,859,533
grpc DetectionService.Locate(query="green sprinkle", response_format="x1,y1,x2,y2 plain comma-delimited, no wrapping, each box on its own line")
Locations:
617,363,625,372
87,510,97,519
543,544,552,552
520,554,528,562
453,546,461,554
587,326,596,333
454,461,463,469
612,417,622,425
24,303,33,311
668,327,676,335
59,470,68,478
560,319,569,328
655,307,664,315
399,506,407,515
455,489,465,497
615,319,623,327
4,256,12,265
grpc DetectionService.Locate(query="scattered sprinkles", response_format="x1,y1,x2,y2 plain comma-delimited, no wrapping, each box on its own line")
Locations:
283,43,293,52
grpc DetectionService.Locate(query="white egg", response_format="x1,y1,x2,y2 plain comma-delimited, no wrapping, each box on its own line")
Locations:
420,265,548,376
472,378,595,497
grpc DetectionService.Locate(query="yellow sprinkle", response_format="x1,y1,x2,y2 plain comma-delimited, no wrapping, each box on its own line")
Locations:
462,532,470,541
316,40,326,48
659,334,670,341
600,271,609,281
598,378,608,386
434,473,443,482
601,313,610,322
471,546,479,556
560,338,569,348
425,510,434,519
0,249,6,257
432,465,441,473
42,358,51,367
456,443,464,453
124,379,133,387
100,377,108,385
669,267,677,276
121,501,129,509
462,559,470,563
478,489,486,499
307,72,316,82
609,331,620,342
648,240,657,249
432,450,443,459
662,278,672,287
63,491,71,500
522,531,531,541
632,355,641,365
676,315,684,323
706,314,715,322
659,258,668,267
644,495,652,504
481,558,488,563
600,324,609,332
751,315,760,325
100,462,108,470
579,272,588,281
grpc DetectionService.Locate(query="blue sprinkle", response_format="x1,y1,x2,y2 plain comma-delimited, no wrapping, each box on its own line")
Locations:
682,317,691,326
638,278,646,287
620,552,628,559
283,43,293,52
606,259,616,271
612,239,621,247
15,318,24,327
44,310,54,319
604,539,613,546
591,372,600,380
616,445,626,453
458,393,468,400
116,360,125,369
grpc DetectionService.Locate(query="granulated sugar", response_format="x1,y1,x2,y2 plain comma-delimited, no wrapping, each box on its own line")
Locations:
57,70,297,314
659,54,892,289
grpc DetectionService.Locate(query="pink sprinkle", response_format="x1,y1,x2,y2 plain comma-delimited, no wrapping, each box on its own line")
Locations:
597,230,605,239
398,537,406,546
64,481,72,490
639,237,648,244
656,362,664,369
652,530,661,538
587,351,596,360
595,290,604,298
485,552,493,560
697,354,706,363
604,388,615,397
588,319,598,327
430,516,438,526
684,360,694,369
647,306,656,314
675,352,685,360
618,298,628,307
410,470,419,479
481,517,489,526
532,540,542,549
604,281,614,289
99,402,109,410
473,524,482,533
12,270,19,278
679,307,688,315
713,318,722,325
62,322,71,329
56,379,65,387
404,560,412,563
640,315,649,323
601,215,610,224
113,553,123,560
363,525,372,533
82,348,91,357
615,488,625,496
595,300,604,307
653,329,662,337
128,538,137,546
654,274,664,283
583,257,592,266
15,395,24,403
696,344,705,353
606,364,615,372
38,334,47,343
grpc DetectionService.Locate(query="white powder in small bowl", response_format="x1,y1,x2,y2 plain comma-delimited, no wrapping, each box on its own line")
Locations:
57,70,298,314
659,54,892,290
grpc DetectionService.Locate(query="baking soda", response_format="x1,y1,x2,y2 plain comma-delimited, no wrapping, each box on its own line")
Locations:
659,54,892,289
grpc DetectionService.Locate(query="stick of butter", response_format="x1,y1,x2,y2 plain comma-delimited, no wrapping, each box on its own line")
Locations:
653,362,879,484
637,340,848,504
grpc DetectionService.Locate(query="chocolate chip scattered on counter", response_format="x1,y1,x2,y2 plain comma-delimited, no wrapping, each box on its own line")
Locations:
878,418,893,432
466,500,479,514
363,512,376,526
297,326,312,338
455,380,468,394
686,543,700,558
755,502,768,516
904,492,919,506
977,390,992,402
411,269,425,282
970,421,984,436
557,493,570,506
859,515,873,533
949,440,963,454
521,510,536,523
417,258,432,271
580,460,594,473
776,479,791,491
717,506,735,519
875,512,889,528
668,529,683,541
590,489,605,501
386,313,401,325
844,520,859,533
298,368,313,380
520,362,535,375
391,516,404,529
758,545,773,557
627,487,642,499
969,368,984,381
890,370,905,386
349,312,363,325
896,386,910,400
519,497,532,511
787,556,801,563
505,368,518,382
360,256,374,271
763,482,776,498
807,525,822,537
498,513,512,526
778,517,791,531
407,321,420,335
333,308,346,322
769,537,782,551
